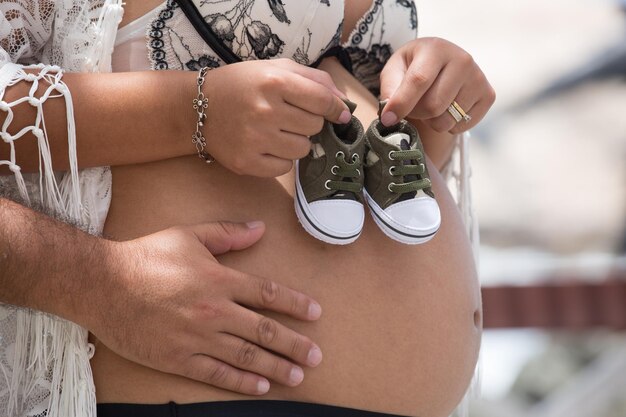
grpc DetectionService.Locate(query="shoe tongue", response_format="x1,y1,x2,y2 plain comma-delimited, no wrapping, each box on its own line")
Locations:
383,133,411,149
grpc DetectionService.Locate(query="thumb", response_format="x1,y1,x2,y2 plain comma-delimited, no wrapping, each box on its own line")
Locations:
190,221,266,255
379,51,408,104
380,47,437,126
378,52,410,126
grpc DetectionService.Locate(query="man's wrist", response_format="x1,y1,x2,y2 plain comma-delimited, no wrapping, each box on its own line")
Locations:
53,235,121,330
0,198,121,329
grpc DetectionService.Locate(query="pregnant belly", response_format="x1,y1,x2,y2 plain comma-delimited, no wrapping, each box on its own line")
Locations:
93,61,481,417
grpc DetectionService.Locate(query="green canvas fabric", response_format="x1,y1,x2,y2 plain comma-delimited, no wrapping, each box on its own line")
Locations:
298,116,365,204
364,119,435,210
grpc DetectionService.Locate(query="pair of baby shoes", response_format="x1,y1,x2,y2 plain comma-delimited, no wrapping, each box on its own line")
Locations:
295,100,440,245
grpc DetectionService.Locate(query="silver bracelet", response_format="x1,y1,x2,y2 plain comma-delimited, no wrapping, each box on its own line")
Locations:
191,66,215,163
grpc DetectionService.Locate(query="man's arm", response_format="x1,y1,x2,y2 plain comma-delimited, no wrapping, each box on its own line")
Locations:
0,198,324,394
0,197,104,320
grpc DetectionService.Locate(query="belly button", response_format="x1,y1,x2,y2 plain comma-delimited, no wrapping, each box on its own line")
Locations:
473,309,482,329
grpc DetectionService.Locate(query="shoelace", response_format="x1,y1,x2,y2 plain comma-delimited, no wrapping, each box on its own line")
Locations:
388,149,432,194
325,151,363,194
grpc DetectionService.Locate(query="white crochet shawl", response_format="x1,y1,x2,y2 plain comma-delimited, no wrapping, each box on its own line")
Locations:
0,1,123,416
0,1,478,416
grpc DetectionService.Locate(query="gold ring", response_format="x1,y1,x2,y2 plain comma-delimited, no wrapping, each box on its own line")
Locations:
447,104,463,123
451,101,472,122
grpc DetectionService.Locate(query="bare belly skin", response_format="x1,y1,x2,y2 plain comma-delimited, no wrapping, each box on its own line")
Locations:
93,59,482,417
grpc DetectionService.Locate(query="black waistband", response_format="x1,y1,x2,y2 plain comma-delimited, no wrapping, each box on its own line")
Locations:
97,400,412,417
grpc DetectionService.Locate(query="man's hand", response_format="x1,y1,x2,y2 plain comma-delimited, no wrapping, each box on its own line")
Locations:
90,221,322,395
0,199,322,396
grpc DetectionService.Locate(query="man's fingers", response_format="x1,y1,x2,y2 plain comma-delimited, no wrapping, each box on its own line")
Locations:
189,221,266,255
226,306,322,368
215,333,307,387
283,74,351,124
229,271,322,321
183,354,270,395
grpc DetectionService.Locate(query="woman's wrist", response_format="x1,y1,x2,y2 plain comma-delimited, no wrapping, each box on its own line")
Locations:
170,70,201,157
1,69,208,173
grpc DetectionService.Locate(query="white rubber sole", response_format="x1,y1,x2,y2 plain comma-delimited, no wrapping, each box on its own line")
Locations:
295,161,363,245
364,190,440,245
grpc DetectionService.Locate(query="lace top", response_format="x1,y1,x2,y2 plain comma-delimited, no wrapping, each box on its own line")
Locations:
1,4,123,416
147,0,417,96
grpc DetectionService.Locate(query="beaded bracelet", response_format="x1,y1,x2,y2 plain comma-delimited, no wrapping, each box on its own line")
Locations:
191,66,215,163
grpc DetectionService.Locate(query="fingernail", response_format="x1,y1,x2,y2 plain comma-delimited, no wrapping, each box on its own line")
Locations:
381,111,398,127
338,110,351,124
246,221,264,229
307,346,323,367
257,379,270,394
289,367,304,385
308,302,322,319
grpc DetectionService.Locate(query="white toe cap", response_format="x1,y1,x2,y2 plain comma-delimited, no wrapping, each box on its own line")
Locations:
309,199,365,236
384,197,441,234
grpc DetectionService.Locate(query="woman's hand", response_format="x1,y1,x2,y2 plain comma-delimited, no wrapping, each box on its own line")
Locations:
90,221,323,395
379,37,495,134
203,58,351,177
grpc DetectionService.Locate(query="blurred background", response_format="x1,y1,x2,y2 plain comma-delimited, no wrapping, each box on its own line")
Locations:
418,0,626,416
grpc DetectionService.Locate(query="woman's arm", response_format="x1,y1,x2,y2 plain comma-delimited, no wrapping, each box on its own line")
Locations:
1,60,350,177
1,70,196,173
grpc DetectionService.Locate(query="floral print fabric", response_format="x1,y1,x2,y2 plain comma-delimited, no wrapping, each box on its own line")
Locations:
147,0,418,96
343,0,417,96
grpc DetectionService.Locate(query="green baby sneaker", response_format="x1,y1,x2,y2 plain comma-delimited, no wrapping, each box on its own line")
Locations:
295,100,366,245
363,105,440,245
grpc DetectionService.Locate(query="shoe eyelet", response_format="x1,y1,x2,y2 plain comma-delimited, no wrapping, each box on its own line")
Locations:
331,165,339,175
388,182,396,192
388,151,396,160
356,168,361,176
335,151,345,159
324,180,332,190
388,166,396,176
352,154,360,163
